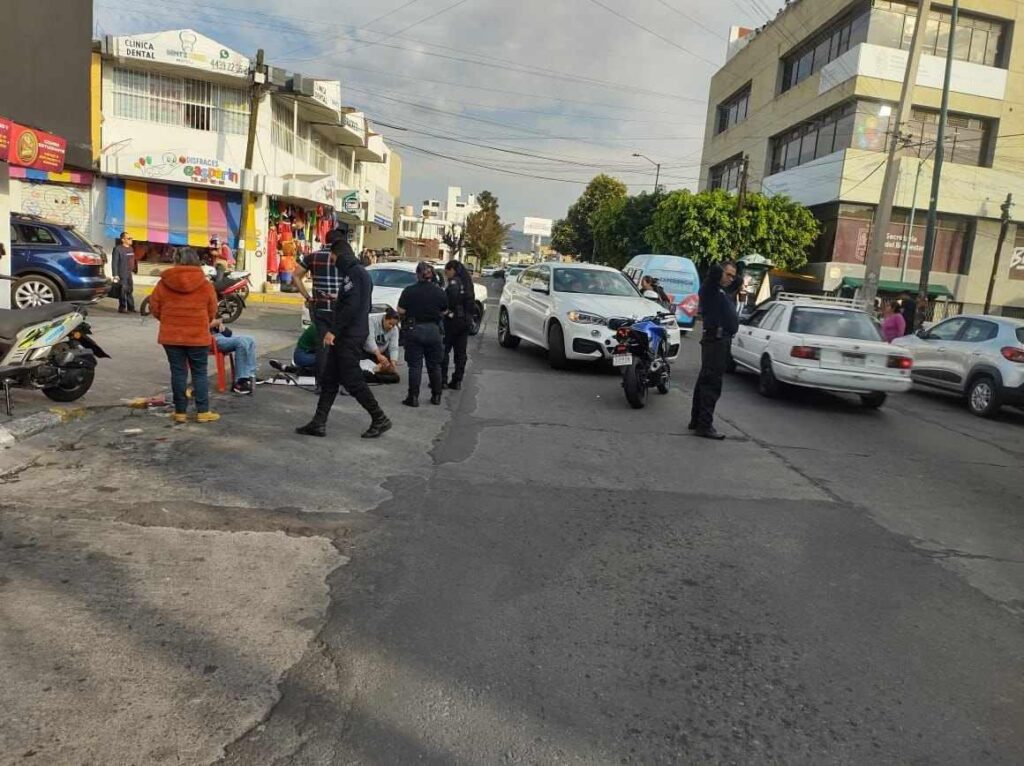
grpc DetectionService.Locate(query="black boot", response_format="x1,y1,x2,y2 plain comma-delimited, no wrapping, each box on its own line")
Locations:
296,390,334,436
362,413,392,439
430,392,443,405
448,379,462,391
402,394,419,407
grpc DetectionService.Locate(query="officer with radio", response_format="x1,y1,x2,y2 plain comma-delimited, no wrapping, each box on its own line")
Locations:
690,260,741,440
398,262,448,407
442,259,475,390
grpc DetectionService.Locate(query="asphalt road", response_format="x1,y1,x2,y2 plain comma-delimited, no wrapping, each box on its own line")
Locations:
2,289,1023,764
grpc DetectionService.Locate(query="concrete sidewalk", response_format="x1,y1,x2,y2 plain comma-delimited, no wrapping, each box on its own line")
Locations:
0,301,301,428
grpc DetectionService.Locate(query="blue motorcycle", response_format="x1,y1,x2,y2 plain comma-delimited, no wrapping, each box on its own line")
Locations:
610,314,673,409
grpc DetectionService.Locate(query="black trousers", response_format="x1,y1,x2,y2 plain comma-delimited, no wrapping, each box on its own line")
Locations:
118,274,135,312
404,323,443,397
312,309,334,385
691,336,730,431
442,317,469,384
315,335,384,423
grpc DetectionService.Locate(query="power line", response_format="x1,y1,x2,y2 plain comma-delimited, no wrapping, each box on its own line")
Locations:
336,0,471,56
583,0,722,69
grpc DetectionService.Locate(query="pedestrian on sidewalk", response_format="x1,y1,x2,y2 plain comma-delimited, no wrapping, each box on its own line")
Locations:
398,262,448,407
148,248,221,424
442,260,475,390
112,231,136,314
689,260,740,440
880,300,906,343
296,238,391,439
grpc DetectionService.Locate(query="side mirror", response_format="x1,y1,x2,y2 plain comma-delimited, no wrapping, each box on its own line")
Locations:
916,328,928,339
643,290,660,300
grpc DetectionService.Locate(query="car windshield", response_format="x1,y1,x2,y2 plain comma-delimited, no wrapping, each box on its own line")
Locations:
369,269,417,288
789,307,882,341
553,268,638,296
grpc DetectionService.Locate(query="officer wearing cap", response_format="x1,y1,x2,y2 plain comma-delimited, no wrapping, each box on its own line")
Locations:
296,238,392,440
295,228,348,386
689,260,742,440
397,262,448,407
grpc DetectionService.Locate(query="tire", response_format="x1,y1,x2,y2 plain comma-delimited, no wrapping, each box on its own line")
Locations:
139,296,151,316
860,391,887,409
623,360,648,409
498,307,520,349
967,375,1001,418
218,295,244,324
547,322,568,370
13,275,61,308
468,302,483,336
758,356,781,398
42,366,95,403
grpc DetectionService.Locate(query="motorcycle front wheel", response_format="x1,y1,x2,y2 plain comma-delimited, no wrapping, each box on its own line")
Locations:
42,367,95,403
622,360,648,409
139,296,151,316
218,295,244,324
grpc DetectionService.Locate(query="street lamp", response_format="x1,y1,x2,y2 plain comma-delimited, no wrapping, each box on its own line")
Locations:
633,152,661,192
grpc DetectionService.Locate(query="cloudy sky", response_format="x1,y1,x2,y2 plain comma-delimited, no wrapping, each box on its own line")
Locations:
93,0,782,230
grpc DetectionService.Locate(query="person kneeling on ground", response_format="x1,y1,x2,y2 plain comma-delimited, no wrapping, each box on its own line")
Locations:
363,307,401,384
212,320,261,395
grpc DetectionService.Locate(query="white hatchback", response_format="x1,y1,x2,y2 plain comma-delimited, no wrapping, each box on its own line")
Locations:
498,262,681,368
730,295,913,407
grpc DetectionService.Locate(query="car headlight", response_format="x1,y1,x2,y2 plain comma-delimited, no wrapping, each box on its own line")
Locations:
567,310,607,325
660,314,678,326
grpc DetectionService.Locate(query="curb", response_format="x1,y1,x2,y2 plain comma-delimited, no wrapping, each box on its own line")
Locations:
0,407,93,446
134,285,305,307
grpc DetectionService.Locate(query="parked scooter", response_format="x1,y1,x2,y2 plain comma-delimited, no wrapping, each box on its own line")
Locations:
610,305,674,409
0,258,108,416
139,265,250,324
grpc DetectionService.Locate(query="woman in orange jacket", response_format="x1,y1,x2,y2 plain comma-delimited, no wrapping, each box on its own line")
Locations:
149,248,221,423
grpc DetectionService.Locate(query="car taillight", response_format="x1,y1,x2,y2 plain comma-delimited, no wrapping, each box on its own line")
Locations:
1000,347,1024,363
615,344,627,354
790,345,820,360
887,355,913,369
69,250,103,265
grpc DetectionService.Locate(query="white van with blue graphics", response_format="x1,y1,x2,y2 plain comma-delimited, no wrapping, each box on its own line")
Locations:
622,254,701,331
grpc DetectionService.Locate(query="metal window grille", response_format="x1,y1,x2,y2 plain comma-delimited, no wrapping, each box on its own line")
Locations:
111,66,248,135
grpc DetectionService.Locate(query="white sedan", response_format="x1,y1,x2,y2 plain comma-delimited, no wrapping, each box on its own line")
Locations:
301,261,489,334
730,295,913,407
498,262,681,368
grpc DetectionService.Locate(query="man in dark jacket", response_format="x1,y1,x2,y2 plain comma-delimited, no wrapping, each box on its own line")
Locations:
690,260,740,440
112,231,136,313
296,238,391,439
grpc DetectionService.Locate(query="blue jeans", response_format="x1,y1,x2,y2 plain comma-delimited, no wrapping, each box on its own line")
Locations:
164,345,209,414
216,334,257,381
293,348,317,371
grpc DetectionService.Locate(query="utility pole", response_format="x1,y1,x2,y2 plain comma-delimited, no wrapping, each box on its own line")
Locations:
735,154,750,258
918,0,959,326
899,156,927,284
238,48,266,271
632,152,661,192
984,193,1013,314
861,0,932,309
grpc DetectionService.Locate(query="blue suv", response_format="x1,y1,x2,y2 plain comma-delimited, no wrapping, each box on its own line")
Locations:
10,214,111,308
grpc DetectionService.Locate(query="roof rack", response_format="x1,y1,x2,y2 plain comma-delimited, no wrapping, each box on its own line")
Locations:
775,292,867,309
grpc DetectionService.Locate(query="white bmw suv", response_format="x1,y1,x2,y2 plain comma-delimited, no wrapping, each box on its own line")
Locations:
498,262,681,368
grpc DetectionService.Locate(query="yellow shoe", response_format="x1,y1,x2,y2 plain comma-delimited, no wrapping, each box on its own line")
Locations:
172,413,188,424
196,411,221,424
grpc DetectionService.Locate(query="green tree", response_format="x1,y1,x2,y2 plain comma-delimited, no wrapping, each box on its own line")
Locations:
551,174,628,259
464,189,511,266
591,191,663,269
646,189,818,271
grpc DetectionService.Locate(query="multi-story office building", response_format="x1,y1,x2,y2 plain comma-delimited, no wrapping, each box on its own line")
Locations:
700,0,1024,313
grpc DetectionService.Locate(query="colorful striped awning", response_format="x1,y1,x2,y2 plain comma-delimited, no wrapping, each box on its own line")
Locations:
104,178,253,246
10,167,93,185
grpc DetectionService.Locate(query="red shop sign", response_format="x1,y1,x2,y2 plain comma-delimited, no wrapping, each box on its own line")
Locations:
0,116,66,172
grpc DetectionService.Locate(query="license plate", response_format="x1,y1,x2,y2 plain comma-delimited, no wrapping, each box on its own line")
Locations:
843,353,866,367
613,354,633,367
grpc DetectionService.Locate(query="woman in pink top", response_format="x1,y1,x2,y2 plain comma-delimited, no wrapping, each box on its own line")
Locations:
881,300,906,342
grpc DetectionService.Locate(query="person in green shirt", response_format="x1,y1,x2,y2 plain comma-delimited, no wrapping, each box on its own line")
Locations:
293,323,318,374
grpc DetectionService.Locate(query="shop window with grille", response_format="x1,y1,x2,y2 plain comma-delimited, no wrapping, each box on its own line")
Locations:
111,66,248,135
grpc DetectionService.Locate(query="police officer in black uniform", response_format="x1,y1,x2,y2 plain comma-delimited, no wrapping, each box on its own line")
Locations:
296,239,392,439
398,262,448,407
441,259,475,390
690,260,741,440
